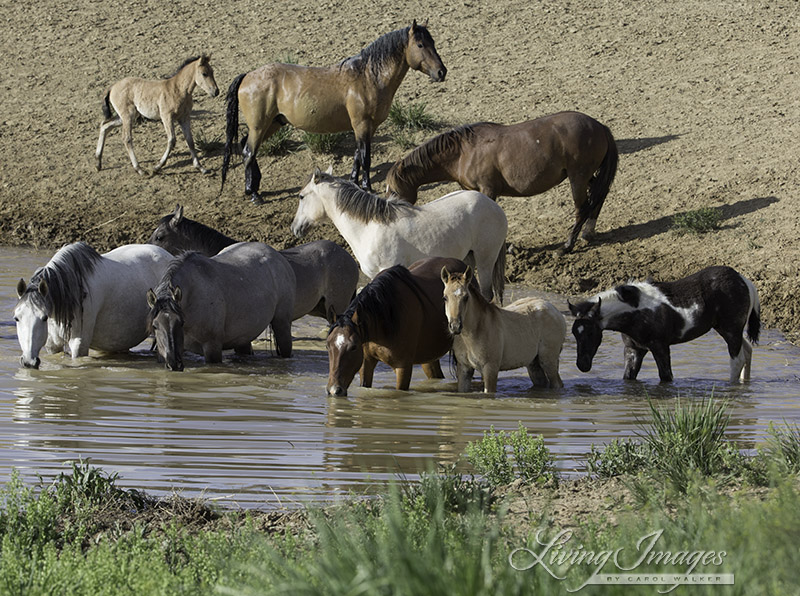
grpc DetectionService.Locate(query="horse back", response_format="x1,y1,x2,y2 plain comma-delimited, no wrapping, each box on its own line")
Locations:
492,297,566,368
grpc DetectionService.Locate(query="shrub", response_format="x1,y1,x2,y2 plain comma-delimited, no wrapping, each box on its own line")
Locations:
587,438,649,478
671,207,722,234
388,101,437,131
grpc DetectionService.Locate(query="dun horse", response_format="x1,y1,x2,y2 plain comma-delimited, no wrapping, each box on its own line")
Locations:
146,243,296,370
326,257,469,396
148,204,359,321
386,111,618,252
14,242,172,368
442,266,565,392
568,266,761,383
96,55,219,176
221,21,447,203
291,168,507,303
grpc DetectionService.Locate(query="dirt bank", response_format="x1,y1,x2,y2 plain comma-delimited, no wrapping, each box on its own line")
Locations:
1,0,798,342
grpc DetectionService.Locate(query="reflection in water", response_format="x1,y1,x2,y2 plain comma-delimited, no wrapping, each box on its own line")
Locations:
1,246,799,507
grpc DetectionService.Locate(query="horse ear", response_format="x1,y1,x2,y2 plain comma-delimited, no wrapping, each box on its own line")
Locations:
567,300,578,316
38,279,48,298
464,266,473,284
312,167,323,183
589,298,602,318
171,285,182,303
170,204,183,227
325,164,333,175
147,289,157,308
16,278,27,298
440,266,450,284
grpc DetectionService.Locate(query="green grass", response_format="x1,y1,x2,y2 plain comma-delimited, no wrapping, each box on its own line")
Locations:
300,131,349,154
388,101,437,131
672,206,722,234
258,126,295,156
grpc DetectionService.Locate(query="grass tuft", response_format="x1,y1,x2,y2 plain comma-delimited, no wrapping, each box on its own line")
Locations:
300,131,348,154
671,207,722,234
388,101,437,131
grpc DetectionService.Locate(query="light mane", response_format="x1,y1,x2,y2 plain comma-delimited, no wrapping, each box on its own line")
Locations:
23,242,103,330
325,175,414,224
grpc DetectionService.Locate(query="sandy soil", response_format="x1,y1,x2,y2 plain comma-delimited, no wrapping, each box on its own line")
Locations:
1,0,799,342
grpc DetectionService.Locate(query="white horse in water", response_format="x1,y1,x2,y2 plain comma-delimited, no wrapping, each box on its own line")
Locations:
441,266,566,392
291,168,508,302
95,55,219,176
14,242,173,368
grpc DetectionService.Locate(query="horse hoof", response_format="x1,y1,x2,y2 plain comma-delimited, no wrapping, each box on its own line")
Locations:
250,194,264,206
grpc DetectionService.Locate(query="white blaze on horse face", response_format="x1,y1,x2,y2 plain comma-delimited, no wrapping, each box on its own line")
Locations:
14,298,50,366
334,333,347,351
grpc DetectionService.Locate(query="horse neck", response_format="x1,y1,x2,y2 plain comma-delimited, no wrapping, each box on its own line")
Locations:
171,61,198,94
459,287,494,337
396,153,452,190
184,221,236,255
324,194,378,264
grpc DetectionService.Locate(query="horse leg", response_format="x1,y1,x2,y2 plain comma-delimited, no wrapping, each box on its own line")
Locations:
95,117,122,171
67,337,90,358
622,334,648,381
152,115,176,174
234,343,253,356
395,366,413,391
179,119,208,174
360,356,378,388
650,344,674,383
456,362,474,392
530,352,564,389
243,119,283,204
720,329,750,382
120,114,146,176
270,316,293,358
563,175,592,253
422,360,445,379
202,344,224,363
360,137,373,191
349,142,363,188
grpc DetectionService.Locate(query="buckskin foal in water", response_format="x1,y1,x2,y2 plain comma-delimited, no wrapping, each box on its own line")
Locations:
568,266,761,383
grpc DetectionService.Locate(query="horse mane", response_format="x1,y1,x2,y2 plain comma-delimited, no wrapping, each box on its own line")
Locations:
338,26,428,79
389,123,486,187
331,265,428,342
161,212,237,254
24,242,103,330
325,175,413,224
154,251,200,295
167,55,206,78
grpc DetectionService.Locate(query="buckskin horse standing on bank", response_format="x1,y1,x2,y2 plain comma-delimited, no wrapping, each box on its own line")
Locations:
221,21,447,203
95,55,219,176
386,112,618,252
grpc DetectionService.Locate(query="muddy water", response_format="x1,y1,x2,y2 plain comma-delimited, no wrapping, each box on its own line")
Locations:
1,246,799,508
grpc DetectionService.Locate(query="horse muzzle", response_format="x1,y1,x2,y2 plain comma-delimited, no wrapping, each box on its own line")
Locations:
447,320,462,335
576,358,593,373
430,66,447,82
327,384,347,397
20,355,40,369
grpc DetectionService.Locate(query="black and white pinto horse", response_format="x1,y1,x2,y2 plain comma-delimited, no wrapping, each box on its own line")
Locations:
568,266,760,383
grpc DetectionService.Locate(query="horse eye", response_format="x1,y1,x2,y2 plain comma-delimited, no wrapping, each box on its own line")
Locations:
13,316,18,323
42,315,48,322
417,43,424,49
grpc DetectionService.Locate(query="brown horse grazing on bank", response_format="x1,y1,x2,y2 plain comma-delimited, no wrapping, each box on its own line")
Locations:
326,256,471,396
221,21,447,204
96,55,219,176
386,111,618,252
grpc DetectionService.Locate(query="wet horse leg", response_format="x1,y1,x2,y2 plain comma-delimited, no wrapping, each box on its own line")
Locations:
178,118,208,174
650,343,674,383
720,327,751,382
622,334,648,380
395,366,413,390
360,356,378,388
456,362,475,392
95,116,122,171
421,360,445,379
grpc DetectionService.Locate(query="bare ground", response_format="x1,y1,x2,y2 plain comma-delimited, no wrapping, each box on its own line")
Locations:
1,0,799,341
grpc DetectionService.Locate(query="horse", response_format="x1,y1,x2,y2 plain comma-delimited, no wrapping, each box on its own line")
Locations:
95,55,219,176
220,21,447,203
14,242,173,368
441,266,565,393
567,266,761,383
146,242,296,370
385,112,618,252
326,256,470,396
148,204,359,322
291,168,507,303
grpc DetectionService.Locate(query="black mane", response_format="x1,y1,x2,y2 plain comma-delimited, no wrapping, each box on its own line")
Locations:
153,212,237,256
338,26,424,79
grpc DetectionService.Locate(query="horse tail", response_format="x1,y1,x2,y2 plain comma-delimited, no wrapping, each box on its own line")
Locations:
744,275,761,345
491,242,507,305
221,72,247,192
583,125,619,219
101,90,113,120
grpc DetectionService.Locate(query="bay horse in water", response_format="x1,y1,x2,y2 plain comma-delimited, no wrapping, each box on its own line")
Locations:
146,243,296,370
386,111,618,252
148,204,359,322
326,257,469,396
568,266,761,383
291,168,507,303
96,55,219,176
221,21,447,203
14,243,172,368
442,266,565,392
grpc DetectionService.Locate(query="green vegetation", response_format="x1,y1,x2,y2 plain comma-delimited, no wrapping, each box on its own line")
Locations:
388,101,437,131
258,126,295,156
672,206,722,234
300,131,349,154
2,401,800,595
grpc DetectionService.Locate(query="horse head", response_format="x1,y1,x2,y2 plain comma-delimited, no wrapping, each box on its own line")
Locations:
568,298,604,373
441,266,474,335
147,285,185,372
194,54,219,98
14,278,51,369
149,204,185,255
326,316,364,396
405,21,447,82
292,167,334,238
